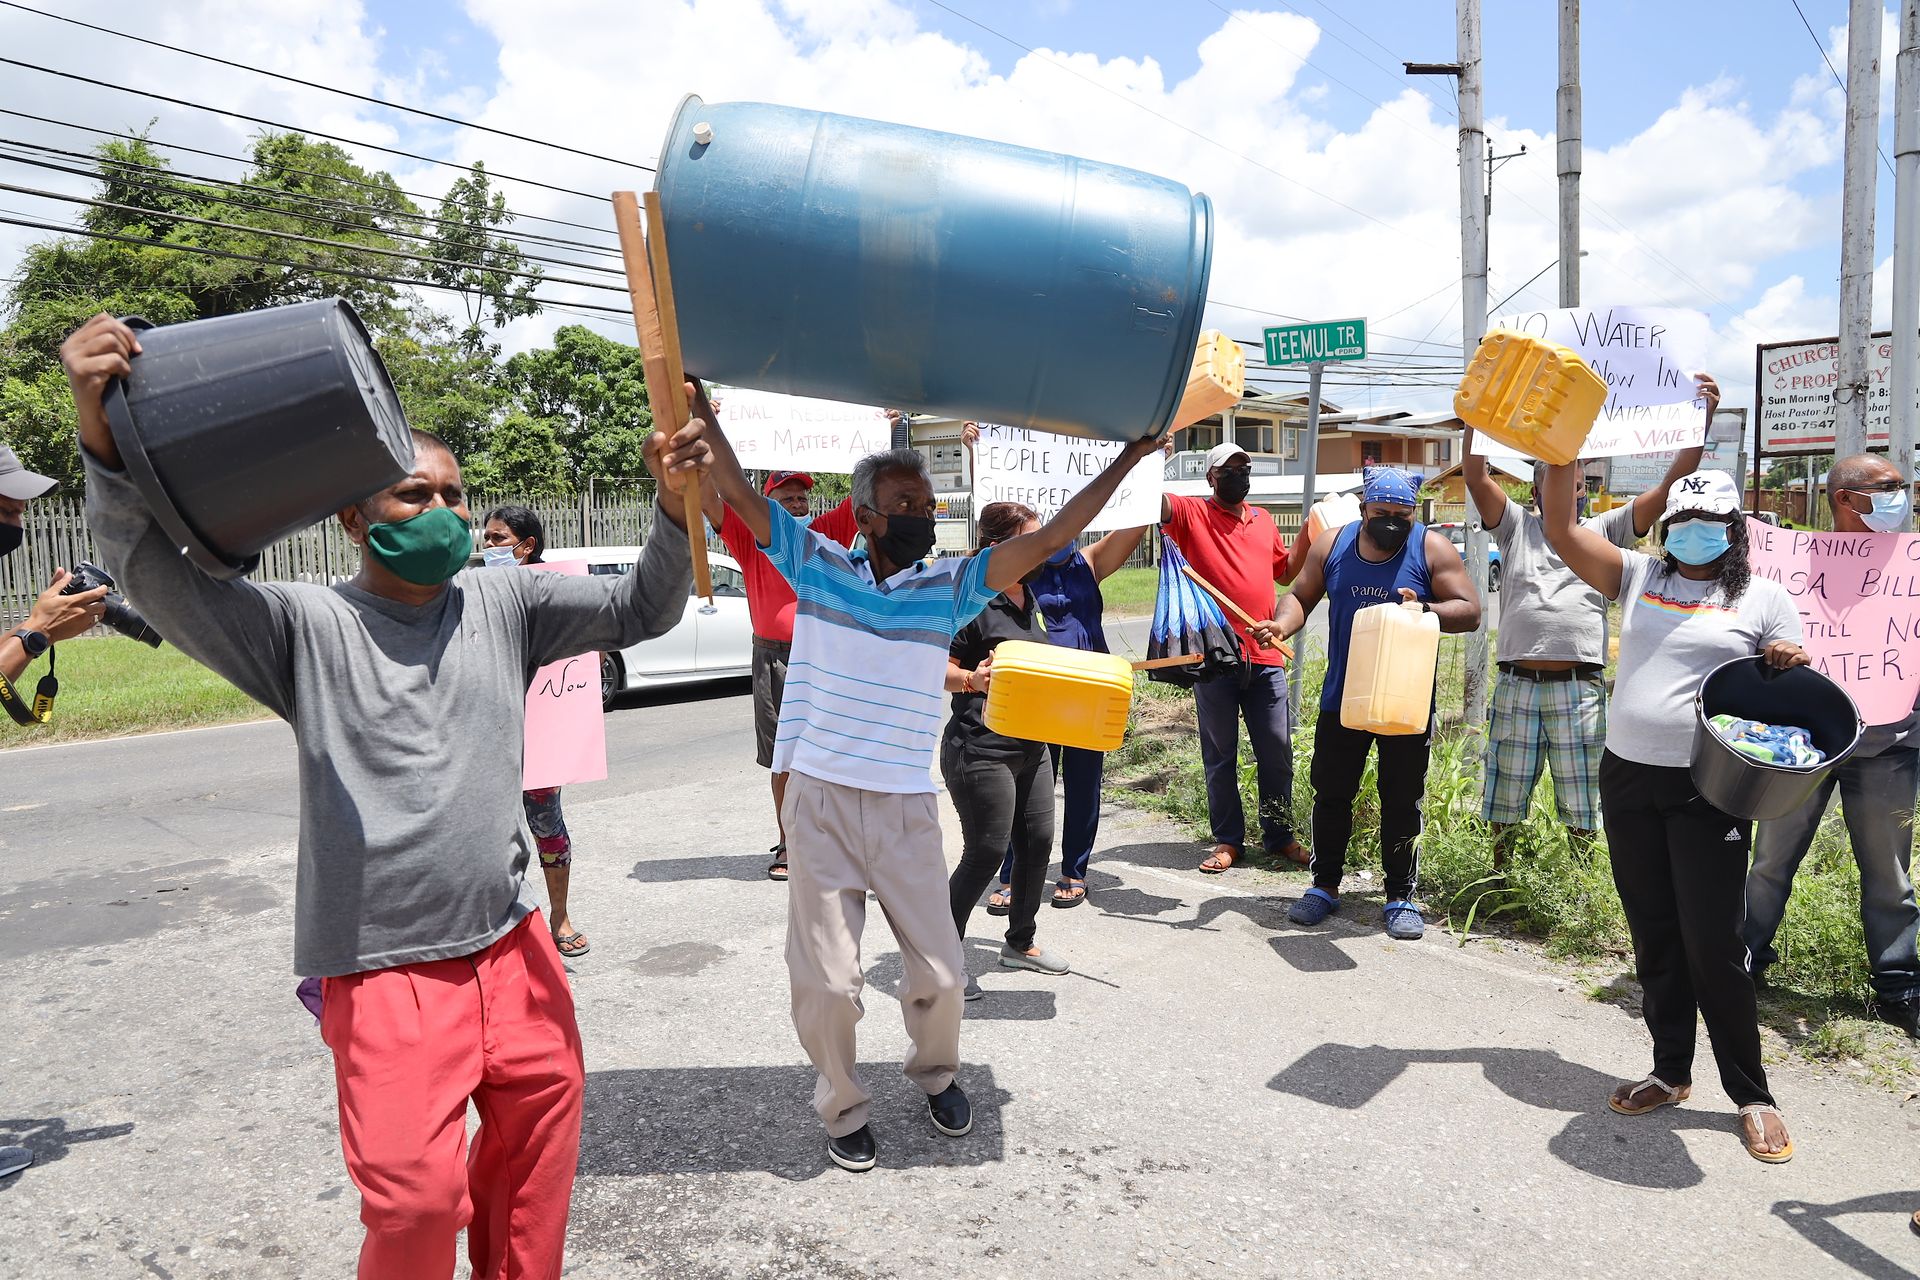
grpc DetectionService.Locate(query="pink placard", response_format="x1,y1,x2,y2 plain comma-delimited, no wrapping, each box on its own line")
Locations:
520,560,609,789
1746,519,1920,726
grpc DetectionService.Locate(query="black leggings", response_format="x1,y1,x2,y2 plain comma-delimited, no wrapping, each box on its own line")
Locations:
1599,751,1772,1107
944,745,1055,952
1309,717,1430,902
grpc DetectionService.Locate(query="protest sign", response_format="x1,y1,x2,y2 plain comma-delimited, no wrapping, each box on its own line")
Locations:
1746,519,1920,726
713,387,890,474
1477,305,1711,458
521,560,609,789
971,423,1162,533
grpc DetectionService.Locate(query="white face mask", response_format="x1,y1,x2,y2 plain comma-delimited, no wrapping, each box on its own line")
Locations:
1858,488,1912,532
792,514,813,530
482,545,518,568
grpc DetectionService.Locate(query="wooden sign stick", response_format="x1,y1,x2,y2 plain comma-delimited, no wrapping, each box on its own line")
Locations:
611,189,712,602
1180,563,1294,661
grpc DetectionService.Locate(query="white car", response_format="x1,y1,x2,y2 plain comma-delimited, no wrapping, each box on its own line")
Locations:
541,546,754,707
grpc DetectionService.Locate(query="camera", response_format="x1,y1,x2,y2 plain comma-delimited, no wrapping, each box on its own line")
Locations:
62,562,162,647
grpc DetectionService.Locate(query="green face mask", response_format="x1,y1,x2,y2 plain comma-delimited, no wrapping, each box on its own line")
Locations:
362,506,473,586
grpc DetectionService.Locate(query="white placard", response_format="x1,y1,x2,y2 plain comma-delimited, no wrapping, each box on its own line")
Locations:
712,387,891,474
1477,305,1713,458
971,424,1162,534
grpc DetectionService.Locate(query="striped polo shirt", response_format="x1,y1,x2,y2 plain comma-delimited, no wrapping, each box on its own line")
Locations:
759,498,998,793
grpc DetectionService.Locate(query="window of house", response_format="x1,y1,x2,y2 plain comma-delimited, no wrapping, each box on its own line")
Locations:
1361,441,1383,465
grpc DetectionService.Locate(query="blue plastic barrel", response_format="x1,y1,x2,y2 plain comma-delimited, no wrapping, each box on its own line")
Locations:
654,95,1214,443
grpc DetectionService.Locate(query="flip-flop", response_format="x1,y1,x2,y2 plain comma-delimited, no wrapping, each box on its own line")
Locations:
1051,878,1087,908
1607,1075,1689,1116
555,932,591,958
1739,1104,1794,1164
768,842,789,882
985,887,1012,916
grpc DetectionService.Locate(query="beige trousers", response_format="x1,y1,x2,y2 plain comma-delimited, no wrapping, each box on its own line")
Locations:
781,771,966,1137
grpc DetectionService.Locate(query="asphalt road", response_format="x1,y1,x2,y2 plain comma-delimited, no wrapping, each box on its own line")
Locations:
1,669,1911,1280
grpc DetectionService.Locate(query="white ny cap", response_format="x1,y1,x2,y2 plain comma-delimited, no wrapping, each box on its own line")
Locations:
1663,469,1741,519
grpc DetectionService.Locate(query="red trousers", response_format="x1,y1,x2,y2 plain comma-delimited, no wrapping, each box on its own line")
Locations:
319,911,584,1280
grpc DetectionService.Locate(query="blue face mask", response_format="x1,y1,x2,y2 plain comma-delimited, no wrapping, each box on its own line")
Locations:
792,514,813,530
1047,545,1075,566
1859,488,1912,532
1664,518,1731,566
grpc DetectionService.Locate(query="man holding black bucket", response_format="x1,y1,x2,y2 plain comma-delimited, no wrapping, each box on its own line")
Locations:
1746,453,1920,1038
62,313,712,1280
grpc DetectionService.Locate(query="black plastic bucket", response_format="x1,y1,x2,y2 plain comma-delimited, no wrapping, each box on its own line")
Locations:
103,299,415,579
1690,657,1863,821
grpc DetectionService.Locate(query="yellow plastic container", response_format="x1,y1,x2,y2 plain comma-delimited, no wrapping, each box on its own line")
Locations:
1340,602,1440,735
1171,329,1246,429
983,640,1135,752
1454,329,1609,466
1303,491,1361,549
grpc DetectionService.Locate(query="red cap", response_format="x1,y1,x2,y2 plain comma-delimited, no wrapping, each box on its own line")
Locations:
764,470,815,496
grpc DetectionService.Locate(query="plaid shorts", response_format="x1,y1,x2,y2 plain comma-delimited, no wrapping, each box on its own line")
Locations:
523,787,572,868
1481,670,1607,829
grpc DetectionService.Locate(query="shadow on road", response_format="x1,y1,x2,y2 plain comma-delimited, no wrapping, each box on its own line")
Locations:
1267,932,1358,972
0,1117,135,1191
1772,1191,1920,1280
578,1063,1008,1182
605,677,751,714
627,853,769,884
1268,1043,1727,1190
866,945,1060,1022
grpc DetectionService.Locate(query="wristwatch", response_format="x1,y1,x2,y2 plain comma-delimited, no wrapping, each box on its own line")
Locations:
8,628,49,658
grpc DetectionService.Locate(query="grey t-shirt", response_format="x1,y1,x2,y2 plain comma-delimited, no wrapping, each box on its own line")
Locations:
1607,550,1804,767
1488,497,1640,665
84,453,694,976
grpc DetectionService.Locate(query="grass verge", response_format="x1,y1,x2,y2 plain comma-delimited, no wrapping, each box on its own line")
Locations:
1,636,267,748
1105,658,1917,1091
1100,567,1159,618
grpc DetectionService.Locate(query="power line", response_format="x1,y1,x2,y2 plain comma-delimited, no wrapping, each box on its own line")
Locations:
1785,0,1895,177
915,0,1446,249
0,145,626,277
0,179,629,295
0,107,623,246
0,57,613,203
0,211,634,316
0,1,656,174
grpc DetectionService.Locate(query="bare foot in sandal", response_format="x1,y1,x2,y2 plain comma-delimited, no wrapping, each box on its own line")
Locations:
1607,1075,1690,1115
1198,843,1238,874
1739,1104,1793,1163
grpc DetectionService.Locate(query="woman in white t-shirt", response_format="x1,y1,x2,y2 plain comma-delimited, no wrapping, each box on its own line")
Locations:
1542,464,1807,1165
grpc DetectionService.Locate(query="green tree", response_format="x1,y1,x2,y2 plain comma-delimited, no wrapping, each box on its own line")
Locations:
424,163,542,355
495,325,652,490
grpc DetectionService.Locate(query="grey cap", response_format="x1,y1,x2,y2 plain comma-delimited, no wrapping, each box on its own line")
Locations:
0,446,55,501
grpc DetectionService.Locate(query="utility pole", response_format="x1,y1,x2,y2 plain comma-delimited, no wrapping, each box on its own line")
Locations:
1838,0,1884,459
1892,0,1920,514
1458,0,1491,733
1290,364,1324,714
1557,0,1581,310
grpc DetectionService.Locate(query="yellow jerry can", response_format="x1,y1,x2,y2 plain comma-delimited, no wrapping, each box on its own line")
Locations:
1172,329,1246,429
1340,601,1440,735
1454,329,1608,466
983,640,1136,753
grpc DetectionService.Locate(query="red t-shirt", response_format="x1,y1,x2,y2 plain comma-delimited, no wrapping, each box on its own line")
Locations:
1163,494,1290,667
719,497,858,643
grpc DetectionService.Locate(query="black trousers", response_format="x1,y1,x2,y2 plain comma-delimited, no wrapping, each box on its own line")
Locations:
1309,716,1430,902
944,744,1055,953
1599,751,1773,1108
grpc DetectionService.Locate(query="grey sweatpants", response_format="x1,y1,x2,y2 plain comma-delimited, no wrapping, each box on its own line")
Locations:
782,771,966,1137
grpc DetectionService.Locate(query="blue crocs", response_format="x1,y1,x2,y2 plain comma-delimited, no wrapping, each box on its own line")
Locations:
1288,887,1340,926
1383,900,1426,940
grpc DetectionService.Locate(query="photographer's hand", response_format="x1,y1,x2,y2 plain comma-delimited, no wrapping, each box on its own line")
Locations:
31,569,110,641
60,314,143,470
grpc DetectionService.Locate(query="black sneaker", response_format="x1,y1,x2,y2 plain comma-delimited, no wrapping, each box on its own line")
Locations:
928,1082,972,1137
1875,996,1920,1038
826,1124,876,1172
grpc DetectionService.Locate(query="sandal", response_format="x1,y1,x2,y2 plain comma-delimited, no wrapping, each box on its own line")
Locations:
1738,1104,1794,1164
1051,878,1087,908
1198,844,1238,874
1607,1075,1690,1116
986,886,1012,917
555,931,591,958
767,843,789,882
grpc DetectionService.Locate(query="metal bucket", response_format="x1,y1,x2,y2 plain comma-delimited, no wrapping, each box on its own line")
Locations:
654,94,1214,443
1690,657,1864,822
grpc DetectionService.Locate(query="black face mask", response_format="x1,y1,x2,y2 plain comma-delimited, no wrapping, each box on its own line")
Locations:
0,521,20,559
1215,470,1252,505
869,512,936,566
1366,515,1412,552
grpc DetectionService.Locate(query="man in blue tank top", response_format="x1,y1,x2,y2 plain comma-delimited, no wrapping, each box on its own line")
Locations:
1257,467,1481,940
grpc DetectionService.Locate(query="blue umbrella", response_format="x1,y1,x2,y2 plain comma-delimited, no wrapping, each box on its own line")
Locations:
1146,535,1246,687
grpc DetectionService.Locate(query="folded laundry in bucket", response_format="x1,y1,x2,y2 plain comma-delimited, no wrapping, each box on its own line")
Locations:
1707,714,1827,769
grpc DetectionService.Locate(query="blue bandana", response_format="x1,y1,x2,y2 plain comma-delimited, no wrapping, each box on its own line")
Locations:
1363,467,1419,507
